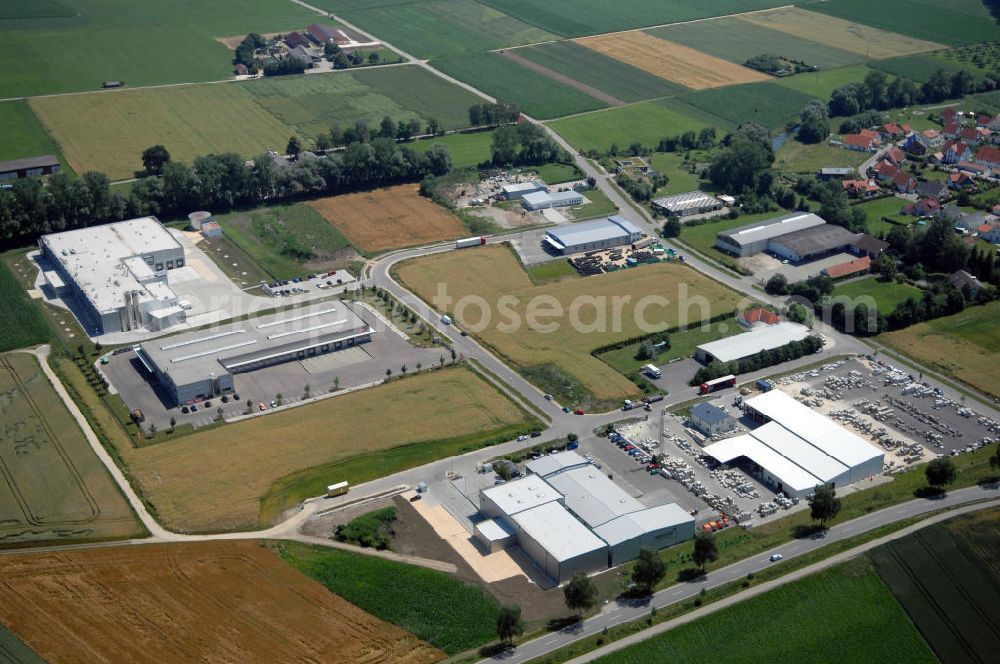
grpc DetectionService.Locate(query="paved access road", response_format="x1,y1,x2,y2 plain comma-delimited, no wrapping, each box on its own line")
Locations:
485,484,1000,664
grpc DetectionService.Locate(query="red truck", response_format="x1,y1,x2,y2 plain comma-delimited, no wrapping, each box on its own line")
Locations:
699,374,736,395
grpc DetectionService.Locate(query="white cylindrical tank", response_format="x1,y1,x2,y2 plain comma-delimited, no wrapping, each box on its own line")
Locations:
188,210,211,231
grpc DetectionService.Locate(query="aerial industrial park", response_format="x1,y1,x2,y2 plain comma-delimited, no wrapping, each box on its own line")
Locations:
0,1,999,663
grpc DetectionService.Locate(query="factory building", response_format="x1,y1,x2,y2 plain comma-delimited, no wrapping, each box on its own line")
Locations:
767,224,862,263
38,217,187,334
502,181,547,200
137,303,372,405
716,212,826,257
651,190,724,217
543,216,643,255
521,190,584,210
695,321,811,364
477,452,694,583
704,391,884,499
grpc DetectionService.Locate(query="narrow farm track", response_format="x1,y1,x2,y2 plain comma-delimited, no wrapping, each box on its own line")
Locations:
497,49,626,106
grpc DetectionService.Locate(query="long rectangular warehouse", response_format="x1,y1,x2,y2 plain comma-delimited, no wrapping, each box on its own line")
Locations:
715,212,825,257
543,215,643,255
704,435,822,499
695,321,810,364
138,302,372,405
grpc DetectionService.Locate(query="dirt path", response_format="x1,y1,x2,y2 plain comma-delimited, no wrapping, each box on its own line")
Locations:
498,49,625,107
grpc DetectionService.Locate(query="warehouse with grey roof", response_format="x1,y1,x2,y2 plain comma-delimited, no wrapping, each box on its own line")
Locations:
476,451,694,583
543,215,643,255
137,302,372,405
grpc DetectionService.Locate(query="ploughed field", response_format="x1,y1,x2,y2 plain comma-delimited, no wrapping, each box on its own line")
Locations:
0,540,444,664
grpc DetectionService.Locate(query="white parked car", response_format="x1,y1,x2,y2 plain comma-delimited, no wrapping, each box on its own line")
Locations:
770,553,783,562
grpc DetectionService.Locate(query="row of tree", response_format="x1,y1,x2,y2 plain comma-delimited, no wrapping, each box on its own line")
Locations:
828,69,978,117
490,123,564,166
690,336,824,385
0,139,453,245
469,100,521,128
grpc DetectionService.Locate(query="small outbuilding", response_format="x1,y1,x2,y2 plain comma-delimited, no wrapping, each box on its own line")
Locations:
690,401,737,436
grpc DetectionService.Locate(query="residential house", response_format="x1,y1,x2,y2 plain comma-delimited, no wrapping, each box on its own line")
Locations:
949,171,976,190
940,140,972,164
738,307,783,328
949,270,982,296
822,256,872,280
941,107,959,126
879,123,906,141
923,129,944,147
818,167,854,179
872,160,900,182
843,179,880,198
288,45,319,65
903,133,932,155
852,235,890,258
975,145,1000,169
959,127,990,145
958,161,990,177
843,133,879,152
884,146,906,166
981,224,1000,244
284,31,310,48
942,121,961,138
233,63,248,76
953,210,988,233
988,114,1000,132
914,181,949,201
903,197,941,216
977,114,992,128
992,203,1000,216
891,171,917,193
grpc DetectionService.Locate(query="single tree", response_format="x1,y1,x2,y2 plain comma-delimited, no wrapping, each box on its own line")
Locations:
216,406,224,422
169,416,176,433
636,339,658,361
426,117,441,136
990,442,1000,476
246,398,253,411
148,422,157,437
334,376,340,390
808,483,841,527
631,547,666,594
141,145,171,175
416,361,422,371
496,605,523,647
439,355,445,368
692,532,718,572
400,364,407,375
275,392,283,406
567,432,579,443
926,457,957,492
303,383,311,398
385,368,393,379
286,136,302,159
662,217,682,238
367,51,379,65
563,573,598,618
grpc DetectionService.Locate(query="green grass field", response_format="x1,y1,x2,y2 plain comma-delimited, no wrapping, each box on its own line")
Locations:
0,100,73,175
526,259,579,284
416,130,494,169
0,0,319,97
516,41,686,103
309,0,556,60
832,277,923,314
855,196,909,235
648,152,705,195
0,624,45,664
774,139,870,174
212,203,351,282
598,315,740,376
869,510,1000,664
881,299,1000,399
477,0,791,38
278,541,500,654
598,558,935,664
677,83,817,131
648,17,867,70
0,262,50,353
535,162,583,185
810,0,1000,46
548,99,723,154
869,54,967,83
575,186,619,219
31,66,482,179
0,352,143,547
774,64,876,101
434,53,608,120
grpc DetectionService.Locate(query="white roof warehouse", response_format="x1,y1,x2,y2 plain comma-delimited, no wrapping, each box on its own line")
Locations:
478,451,694,583
695,321,811,364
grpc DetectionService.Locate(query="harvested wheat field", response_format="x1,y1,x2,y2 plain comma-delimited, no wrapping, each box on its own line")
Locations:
0,540,443,664
739,8,943,59
308,184,467,253
576,31,770,90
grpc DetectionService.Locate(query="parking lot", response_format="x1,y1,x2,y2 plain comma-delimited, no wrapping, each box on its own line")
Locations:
102,325,443,430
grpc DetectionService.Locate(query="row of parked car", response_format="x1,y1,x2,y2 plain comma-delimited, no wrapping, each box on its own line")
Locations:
608,431,660,472
180,392,240,414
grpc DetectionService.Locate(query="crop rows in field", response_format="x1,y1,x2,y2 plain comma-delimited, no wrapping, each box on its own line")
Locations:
677,82,817,130
810,0,1000,46
870,522,1000,664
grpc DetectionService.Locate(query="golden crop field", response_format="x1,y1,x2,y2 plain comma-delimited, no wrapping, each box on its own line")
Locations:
396,245,743,401
0,541,443,664
30,84,290,180
120,367,529,532
308,184,467,253
880,301,1000,399
576,31,770,90
739,8,943,60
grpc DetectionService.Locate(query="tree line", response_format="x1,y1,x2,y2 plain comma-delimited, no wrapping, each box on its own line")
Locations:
0,138,453,245
490,122,564,166
828,68,981,118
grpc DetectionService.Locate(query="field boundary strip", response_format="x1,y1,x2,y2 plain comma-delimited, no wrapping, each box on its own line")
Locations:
498,49,626,106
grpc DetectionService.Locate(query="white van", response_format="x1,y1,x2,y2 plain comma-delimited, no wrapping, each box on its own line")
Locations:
643,363,661,379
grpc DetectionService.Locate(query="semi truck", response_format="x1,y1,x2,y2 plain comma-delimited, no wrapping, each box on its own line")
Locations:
699,374,736,395
456,236,486,249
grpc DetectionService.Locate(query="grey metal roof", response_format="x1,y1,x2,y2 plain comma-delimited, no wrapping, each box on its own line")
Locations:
545,215,642,248
545,465,644,528
718,212,826,248
691,401,732,425
525,451,590,478
480,475,561,516
768,224,860,257
651,190,721,213
594,504,694,545
511,501,607,563
0,154,58,173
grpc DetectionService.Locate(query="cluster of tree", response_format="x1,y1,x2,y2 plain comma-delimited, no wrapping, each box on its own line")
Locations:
616,170,667,203
490,123,563,166
894,217,971,275
312,116,441,152
838,109,887,135
785,301,813,325
468,100,520,128
797,100,830,144
662,217,682,238
707,124,775,197
374,115,424,143
744,54,817,76
233,33,266,73
765,272,835,301
828,69,981,117
0,140,453,244
690,336,824,385
656,127,717,153
264,56,307,77
792,178,866,232
635,332,670,361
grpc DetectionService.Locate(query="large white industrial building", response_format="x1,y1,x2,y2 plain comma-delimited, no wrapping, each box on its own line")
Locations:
695,321,811,364
38,217,187,334
137,302,372,405
651,190,724,217
543,216,644,255
476,451,694,583
703,390,884,498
